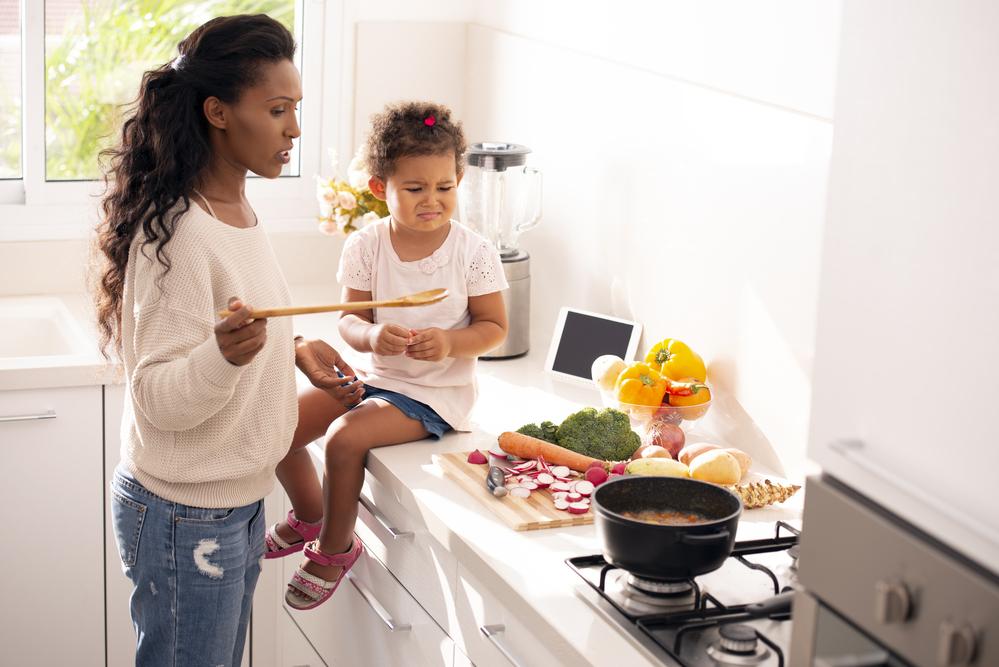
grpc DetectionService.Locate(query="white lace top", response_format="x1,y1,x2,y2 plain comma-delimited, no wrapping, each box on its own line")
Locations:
336,218,508,431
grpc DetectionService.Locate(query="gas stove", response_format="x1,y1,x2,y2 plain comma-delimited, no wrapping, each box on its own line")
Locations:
567,522,800,667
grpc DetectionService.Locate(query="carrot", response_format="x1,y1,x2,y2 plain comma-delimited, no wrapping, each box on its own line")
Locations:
497,431,602,472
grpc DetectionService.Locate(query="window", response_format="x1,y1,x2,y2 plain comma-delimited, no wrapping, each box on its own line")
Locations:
44,0,298,181
1,0,327,237
0,0,20,179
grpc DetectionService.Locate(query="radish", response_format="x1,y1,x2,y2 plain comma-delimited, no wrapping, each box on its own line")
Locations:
489,449,510,460
567,502,589,514
553,498,570,511
549,466,571,479
550,481,573,493
587,460,605,470
467,450,488,465
534,473,554,487
610,462,627,475
509,486,531,498
513,460,537,473
573,480,595,497
567,492,582,502
584,467,609,486
519,481,538,491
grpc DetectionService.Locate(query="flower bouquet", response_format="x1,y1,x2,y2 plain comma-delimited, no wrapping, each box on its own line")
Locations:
316,152,388,235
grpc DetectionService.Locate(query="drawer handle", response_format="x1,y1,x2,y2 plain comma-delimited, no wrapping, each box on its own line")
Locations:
0,410,57,423
358,493,413,539
480,624,527,667
345,570,411,632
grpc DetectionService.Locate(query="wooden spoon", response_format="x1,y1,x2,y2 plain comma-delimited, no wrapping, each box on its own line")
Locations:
217,288,449,319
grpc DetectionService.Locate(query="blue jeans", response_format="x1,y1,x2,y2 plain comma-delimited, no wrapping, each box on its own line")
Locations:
110,468,266,667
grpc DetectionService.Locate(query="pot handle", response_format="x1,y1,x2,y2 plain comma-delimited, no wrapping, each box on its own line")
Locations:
745,591,795,618
680,530,730,545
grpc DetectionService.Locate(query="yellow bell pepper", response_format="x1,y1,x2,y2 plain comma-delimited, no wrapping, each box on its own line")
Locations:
645,338,707,382
615,362,668,407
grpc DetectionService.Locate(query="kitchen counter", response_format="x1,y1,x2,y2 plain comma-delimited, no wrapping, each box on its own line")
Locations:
4,289,803,666
288,284,804,667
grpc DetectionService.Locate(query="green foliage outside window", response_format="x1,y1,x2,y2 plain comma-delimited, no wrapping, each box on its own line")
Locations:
43,0,294,181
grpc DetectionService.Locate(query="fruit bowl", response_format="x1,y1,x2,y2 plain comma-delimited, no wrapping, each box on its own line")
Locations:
599,390,711,432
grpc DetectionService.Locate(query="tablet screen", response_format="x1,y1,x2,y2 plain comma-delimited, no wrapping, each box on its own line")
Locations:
550,310,638,381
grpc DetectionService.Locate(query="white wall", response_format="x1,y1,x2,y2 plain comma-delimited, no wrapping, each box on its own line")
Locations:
452,1,841,478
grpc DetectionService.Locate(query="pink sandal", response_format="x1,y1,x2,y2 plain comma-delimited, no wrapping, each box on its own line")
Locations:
285,536,364,611
264,510,323,559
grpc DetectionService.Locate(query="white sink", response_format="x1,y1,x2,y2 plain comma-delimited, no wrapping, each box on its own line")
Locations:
0,297,93,360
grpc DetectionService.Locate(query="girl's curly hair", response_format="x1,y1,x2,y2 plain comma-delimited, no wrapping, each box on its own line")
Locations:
362,101,467,180
92,14,295,358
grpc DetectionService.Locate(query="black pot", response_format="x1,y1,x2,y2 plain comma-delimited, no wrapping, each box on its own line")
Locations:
592,475,742,581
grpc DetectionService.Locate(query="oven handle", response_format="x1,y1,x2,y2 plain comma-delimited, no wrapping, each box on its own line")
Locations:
829,438,999,545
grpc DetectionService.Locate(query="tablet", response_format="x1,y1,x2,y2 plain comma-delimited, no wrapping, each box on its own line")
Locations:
544,307,643,387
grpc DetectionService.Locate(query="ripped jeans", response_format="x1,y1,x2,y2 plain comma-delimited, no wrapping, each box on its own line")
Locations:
110,468,265,667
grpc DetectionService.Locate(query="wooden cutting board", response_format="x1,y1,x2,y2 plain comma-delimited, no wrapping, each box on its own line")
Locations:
434,451,594,531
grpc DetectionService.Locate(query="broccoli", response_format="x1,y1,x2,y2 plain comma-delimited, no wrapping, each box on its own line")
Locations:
515,420,558,443
554,407,640,462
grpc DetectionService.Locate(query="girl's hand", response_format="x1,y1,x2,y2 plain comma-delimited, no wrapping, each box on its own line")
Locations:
369,323,411,356
215,297,267,366
295,338,365,406
406,327,452,362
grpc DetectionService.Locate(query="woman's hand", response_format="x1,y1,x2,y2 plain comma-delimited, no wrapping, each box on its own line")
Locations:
368,322,411,356
405,327,452,362
215,297,267,366
295,337,364,406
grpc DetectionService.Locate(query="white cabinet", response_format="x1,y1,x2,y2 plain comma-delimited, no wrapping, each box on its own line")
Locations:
283,542,455,666
278,607,325,667
0,385,104,666
103,383,134,667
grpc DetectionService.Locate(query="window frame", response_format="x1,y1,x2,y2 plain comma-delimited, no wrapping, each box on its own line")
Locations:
0,0,327,240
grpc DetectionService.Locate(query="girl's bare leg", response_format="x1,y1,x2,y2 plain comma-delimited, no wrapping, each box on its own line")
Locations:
272,387,352,543
287,399,427,597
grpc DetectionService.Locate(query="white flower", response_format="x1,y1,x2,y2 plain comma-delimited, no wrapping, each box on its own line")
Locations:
318,219,338,235
347,155,370,190
337,190,358,210
335,213,352,233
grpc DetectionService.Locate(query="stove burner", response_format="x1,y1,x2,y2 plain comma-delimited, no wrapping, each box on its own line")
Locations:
627,574,695,596
706,624,771,665
603,569,697,614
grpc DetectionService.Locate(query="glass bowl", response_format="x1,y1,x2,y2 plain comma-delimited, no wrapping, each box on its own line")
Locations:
599,390,711,432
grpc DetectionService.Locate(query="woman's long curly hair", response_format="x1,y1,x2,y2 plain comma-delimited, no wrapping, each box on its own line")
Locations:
93,14,295,358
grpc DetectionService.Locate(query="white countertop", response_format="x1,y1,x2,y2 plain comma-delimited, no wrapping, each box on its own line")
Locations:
4,288,803,666
287,284,804,667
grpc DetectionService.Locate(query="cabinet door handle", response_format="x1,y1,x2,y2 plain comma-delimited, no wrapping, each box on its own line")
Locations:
0,410,57,423
345,570,411,632
480,624,527,667
358,493,413,539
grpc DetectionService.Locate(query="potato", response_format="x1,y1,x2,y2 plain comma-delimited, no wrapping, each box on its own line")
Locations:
625,458,689,478
723,448,752,479
591,355,627,393
688,450,742,485
640,445,673,459
678,442,721,466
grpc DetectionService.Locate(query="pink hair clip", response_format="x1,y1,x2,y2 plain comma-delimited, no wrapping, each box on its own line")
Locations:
424,115,436,127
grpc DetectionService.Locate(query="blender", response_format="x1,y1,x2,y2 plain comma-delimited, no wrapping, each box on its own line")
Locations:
459,142,542,358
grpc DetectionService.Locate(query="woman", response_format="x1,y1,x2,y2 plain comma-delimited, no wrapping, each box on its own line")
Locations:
92,14,358,666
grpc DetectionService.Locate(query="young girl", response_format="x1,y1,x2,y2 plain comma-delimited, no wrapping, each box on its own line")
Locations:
273,101,509,610
95,15,358,663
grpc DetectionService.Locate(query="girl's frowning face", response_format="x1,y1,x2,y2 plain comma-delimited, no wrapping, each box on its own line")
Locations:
370,153,460,233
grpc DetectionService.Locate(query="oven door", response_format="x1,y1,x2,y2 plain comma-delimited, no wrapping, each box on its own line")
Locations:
791,591,911,667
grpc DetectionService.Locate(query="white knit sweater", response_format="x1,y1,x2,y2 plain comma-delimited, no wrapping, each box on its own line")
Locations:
119,203,297,508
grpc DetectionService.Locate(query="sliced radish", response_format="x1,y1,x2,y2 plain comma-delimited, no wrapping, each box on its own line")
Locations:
549,466,571,479
566,492,582,502
550,481,573,493
535,473,555,487
509,486,531,498
513,460,537,473
519,481,538,490
551,491,569,501
467,450,488,464
553,498,570,511
567,502,590,514
573,481,595,496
